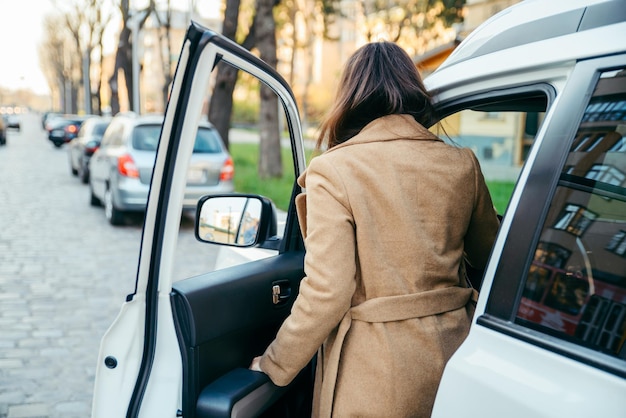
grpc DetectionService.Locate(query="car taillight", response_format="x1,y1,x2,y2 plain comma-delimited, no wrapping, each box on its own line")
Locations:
220,157,234,181
66,124,78,134
85,145,99,154
117,154,139,178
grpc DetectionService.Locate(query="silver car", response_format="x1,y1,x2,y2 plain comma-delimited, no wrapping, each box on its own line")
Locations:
67,116,111,183
89,113,234,225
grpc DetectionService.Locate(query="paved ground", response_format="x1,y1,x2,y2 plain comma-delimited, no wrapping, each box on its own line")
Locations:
0,113,218,418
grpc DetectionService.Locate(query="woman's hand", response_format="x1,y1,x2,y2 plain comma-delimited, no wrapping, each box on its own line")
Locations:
249,356,263,372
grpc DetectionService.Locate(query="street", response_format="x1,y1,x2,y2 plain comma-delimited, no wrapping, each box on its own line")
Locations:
0,113,218,418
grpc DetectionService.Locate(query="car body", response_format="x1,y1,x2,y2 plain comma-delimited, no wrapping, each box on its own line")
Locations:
67,116,112,183
88,113,234,225
91,1,626,417
41,111,62,129
47,115,93,147
5,114,20,131
0,115,6,146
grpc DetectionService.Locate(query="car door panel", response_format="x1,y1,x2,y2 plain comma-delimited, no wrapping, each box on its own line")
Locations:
171,251,308,417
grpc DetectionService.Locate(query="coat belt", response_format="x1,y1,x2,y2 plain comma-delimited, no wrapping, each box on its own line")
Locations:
317,286,476,417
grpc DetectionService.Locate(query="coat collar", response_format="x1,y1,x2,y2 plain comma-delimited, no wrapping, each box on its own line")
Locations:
329,114,440,153
297,115,441,188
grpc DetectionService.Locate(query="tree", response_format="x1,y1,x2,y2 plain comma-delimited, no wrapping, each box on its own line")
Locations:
208,0,340,178
255,0,282,178
40,15,76,113
86,0,114,115
40,0,114,114
359,0,465,55
207,0,282,178
109,0,155,114
207,0,242,149
151,0,175,110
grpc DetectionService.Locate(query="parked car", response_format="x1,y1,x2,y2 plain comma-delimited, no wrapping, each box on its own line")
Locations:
47,115,93,147
67,116,111,183
0,115,6,146
41,111,62,130
91,1,626,417
5,114,20,131
88,113,234,225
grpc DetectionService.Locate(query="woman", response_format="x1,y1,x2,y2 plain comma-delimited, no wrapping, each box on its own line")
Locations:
250,41,500,417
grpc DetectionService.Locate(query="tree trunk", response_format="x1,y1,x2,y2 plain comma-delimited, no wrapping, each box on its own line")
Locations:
109,25,131,115
256,0,282,178
207,0,242,149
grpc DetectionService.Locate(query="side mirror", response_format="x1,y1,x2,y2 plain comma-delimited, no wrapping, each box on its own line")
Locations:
195,194,278,248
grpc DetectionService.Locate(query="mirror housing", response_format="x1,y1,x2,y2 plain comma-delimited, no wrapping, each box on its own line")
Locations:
195,194,278,249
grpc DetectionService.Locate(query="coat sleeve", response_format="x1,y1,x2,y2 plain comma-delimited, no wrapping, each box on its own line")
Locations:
259,156,357,386
464,149,500,270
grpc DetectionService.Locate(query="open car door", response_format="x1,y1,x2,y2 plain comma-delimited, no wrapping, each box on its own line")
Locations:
92,22,312,418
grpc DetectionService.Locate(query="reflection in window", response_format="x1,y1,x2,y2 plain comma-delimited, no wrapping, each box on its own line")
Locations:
606,230,626,257
533,242,571,268
522,265,551,302
543,273,589,316
609,136,626,152
515,67,626,359
583,98,626,123
575,296,626,356
553,204,597,236
585,164,626,186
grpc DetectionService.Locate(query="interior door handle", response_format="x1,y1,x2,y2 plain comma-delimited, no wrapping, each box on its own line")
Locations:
272,281,291,305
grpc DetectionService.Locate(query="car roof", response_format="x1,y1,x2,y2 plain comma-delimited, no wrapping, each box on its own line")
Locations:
110,112,217,130
425,0,626,93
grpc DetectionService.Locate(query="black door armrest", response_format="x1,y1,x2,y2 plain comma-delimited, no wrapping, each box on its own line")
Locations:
196,368,288,418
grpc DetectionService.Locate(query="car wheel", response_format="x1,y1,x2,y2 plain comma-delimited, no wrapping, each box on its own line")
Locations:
53,142,62,148
90,185,102,207
71,164,78,176
104,187,125,226
80,166,89,184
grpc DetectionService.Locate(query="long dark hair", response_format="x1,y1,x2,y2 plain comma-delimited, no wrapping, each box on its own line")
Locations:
317,41,435,150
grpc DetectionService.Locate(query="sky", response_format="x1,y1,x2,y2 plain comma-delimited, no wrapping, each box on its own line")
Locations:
0,1,56,95
0,0,220,96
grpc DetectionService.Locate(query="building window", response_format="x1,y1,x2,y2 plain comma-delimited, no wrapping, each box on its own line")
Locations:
585,164,626,186
553,204,597,236
606,230,626,257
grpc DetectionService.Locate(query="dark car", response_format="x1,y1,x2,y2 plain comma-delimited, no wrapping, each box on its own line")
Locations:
47,115,93,147
67,116,111,183
0,116,6,146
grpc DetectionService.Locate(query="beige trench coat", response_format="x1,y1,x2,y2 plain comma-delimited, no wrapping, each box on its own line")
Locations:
260,114,500,417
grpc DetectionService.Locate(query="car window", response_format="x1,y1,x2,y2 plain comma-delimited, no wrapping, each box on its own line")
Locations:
93,122,109,138
132,124,161,151
193,127,224,153
171,63,295,282
434,91,548,214
515,68,626,359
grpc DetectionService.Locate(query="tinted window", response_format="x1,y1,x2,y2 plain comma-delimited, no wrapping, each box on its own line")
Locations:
516,69,626,359
193,127,223,153
93,122,110,138
132,124,162,151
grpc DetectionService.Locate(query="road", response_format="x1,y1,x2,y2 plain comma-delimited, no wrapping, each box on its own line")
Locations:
0,113,220,418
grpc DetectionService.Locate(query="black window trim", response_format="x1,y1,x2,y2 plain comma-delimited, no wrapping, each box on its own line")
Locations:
431,83,556,126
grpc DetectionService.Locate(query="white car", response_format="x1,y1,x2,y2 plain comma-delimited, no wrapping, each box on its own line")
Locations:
92,0,626,416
